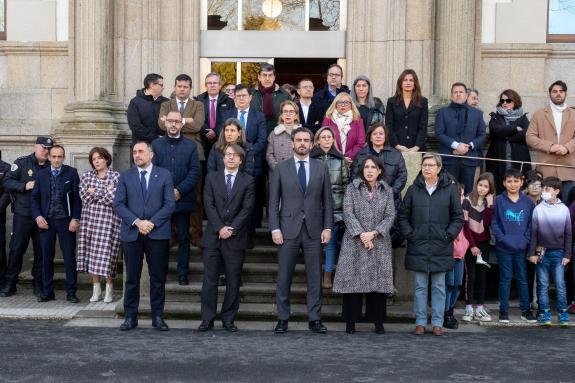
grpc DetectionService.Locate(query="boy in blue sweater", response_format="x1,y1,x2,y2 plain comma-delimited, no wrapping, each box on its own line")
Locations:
492,169,536,323
528,176,571,326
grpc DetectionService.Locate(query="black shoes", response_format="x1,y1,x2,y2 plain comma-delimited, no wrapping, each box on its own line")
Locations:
152,316,169,331
178,276,189,286
0,286,16,298
120,317,138,331
198,319,214,332
218,275,227,287
443,314,459,329
37,292,55,302
309,320,327,334
274,320,288,334
375,324,386,335
223,322,238,332
66,295,80,304
345,322,356,334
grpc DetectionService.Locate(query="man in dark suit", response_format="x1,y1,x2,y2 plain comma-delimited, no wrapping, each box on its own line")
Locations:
222,84,267,234
199,143,255,332
30,145,82,303
114,141,175,331
269,127,333,334
312,64,350,122
296,78,323,135
435,82,486,194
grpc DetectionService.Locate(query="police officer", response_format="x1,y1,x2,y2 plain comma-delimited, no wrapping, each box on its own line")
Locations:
0,137,52,297
0,153,11,287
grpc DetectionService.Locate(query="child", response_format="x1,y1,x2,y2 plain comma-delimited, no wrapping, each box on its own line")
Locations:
492,168,536,323
444,184,469,329
528,176,572,326
523,174,543,310
462,173,495,322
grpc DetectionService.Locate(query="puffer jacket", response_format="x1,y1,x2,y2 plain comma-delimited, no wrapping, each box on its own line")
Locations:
310,145,349,223
398,170,464,273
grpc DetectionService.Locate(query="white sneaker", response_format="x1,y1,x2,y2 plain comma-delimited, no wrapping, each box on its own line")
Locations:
474,307,492,322
462,307,474,322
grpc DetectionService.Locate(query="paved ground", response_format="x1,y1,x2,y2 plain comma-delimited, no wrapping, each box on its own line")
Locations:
0,319,573,383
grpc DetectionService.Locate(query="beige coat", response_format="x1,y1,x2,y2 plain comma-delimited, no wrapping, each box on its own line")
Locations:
526,106,575,181
159,98,206,160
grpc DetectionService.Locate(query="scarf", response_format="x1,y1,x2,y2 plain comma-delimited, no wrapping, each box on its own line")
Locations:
550,101,568,140
449,102,467,136
332,110,353,154
496,106,524,125
258,82,275,120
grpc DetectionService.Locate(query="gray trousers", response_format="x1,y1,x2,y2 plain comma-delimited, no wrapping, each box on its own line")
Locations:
276,223,322,321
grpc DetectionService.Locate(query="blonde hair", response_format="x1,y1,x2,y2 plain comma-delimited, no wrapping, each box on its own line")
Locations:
325,92,361,121
277,100,300,125
313,126,338,148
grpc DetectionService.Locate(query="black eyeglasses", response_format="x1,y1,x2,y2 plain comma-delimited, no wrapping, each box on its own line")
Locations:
500,98,513,104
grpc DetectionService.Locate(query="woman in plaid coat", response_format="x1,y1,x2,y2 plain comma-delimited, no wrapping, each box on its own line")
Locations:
77,147,121,303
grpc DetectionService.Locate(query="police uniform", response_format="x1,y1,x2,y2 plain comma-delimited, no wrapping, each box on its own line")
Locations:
0,137,52,297
0,159,12,287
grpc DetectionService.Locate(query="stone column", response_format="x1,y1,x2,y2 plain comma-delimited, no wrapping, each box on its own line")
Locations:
433,0,477,100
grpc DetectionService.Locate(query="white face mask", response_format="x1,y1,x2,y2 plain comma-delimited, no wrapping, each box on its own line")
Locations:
541,191,553,202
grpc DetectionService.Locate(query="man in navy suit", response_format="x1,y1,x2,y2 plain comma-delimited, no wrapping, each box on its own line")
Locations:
222,84,267,236
114,141,175,331
31,145,82,303
435,82,486,194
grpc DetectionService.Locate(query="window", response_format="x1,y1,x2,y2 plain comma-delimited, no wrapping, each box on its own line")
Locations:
207,0,340,31
0,0,6,40
547,0,575,42
211,61,265,87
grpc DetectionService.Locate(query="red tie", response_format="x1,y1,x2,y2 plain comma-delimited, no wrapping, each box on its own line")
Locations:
210,99,216,130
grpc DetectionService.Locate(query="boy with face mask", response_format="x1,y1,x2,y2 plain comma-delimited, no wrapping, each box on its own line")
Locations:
528,176,572,326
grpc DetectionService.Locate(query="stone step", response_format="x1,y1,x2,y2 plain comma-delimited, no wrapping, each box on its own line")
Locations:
18,270,123,291
169,262,309,283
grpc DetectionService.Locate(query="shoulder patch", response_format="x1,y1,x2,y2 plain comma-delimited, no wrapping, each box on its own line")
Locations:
10,163,18,171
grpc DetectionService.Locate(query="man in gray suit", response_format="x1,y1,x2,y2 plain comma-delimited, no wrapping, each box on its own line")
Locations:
269,127,333,334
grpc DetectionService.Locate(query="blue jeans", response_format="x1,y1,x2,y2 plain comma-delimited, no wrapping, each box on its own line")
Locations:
445,259,464,312
324,222,341,273
496,250,530,313
414,271,446,327
536,249,568,312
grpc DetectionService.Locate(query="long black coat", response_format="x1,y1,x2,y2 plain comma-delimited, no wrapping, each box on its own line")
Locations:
398,171,464,273
385,96,429,150
485,112,532,193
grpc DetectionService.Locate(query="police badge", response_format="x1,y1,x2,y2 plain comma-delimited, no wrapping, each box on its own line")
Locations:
28,169,33,177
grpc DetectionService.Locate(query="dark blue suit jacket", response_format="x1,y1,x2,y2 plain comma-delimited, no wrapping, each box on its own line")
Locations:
435,103,486,166
113,165,175,242
31,165,81,221
222,108,268,177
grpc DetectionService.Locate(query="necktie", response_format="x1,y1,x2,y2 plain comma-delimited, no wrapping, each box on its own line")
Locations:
240,110,246,130
210,99,216,130
140,170,147,196
51,169,60,177
226,174,233,196
298,161,306,193
179,101,185,115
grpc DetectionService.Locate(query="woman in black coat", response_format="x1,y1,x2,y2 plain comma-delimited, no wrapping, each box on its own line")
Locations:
485,89,531,193
398,153,464,336
350,75,385,131
385,69,428,152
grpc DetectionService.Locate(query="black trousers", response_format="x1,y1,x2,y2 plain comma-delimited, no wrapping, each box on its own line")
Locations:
464,241,490,305
172,212,191,278
342,293,387,326
0,211,6,286
40,218,77,296
122,236,169,319
4,213,43,289
201,244,245,323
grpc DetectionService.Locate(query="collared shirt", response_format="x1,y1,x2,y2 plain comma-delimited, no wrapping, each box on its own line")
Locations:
209,95,219,104
50,166,62,175
299,100,310,122
294,155,310,186
237,107,250,120
425,179,438,196
137,163,153,189
224,168,239,189
176,97,189,111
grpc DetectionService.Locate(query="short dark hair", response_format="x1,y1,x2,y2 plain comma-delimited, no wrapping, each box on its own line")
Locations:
143,73,163,89
174,74,192,87
549,80,567,93
132,140,153,152
327,63,343,76
234,83,251,95
88,147,112,169
291,127,313,142
366,122,389,147
359,155,385,184
297,78,314,88
259,63,276,74
224,143,245,163
451,82,467,93
49,145,65,155
542,176,562,191
503,168,523,180
497,89,522,109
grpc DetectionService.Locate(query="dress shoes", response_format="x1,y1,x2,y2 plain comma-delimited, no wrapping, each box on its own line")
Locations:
119,317,138,331
345,322,356,334
37,292,55,302
152,316,169,331
66,294,80,303
374,324,386,335
432,326,444,336
308,320,327,334
198,319,214,332
178,276,189,286
274,320,288,334
0,286,16,298
222,322,238,332
414,325,425,335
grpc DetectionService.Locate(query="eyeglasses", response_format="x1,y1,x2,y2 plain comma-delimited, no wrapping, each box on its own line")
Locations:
235,94,249,98
166,119,182,124
328,72,342,78
421,164,438,168
299,86,314,90
206,82,220,86
154,82,164,87
224,152,239,158
336,101,350,106
282,110,296,115
500,98,513,104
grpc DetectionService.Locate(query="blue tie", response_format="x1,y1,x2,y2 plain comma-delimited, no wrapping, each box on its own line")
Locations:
240,111,246,130
140,170,147,197
51,169,60,177
226,174,233,196
298,161,306,193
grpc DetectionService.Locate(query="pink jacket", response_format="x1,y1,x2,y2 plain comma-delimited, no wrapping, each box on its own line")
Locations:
322,117,366,159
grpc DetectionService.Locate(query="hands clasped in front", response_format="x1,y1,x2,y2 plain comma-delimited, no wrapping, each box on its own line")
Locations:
360,231,377,250
135,219,155,236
